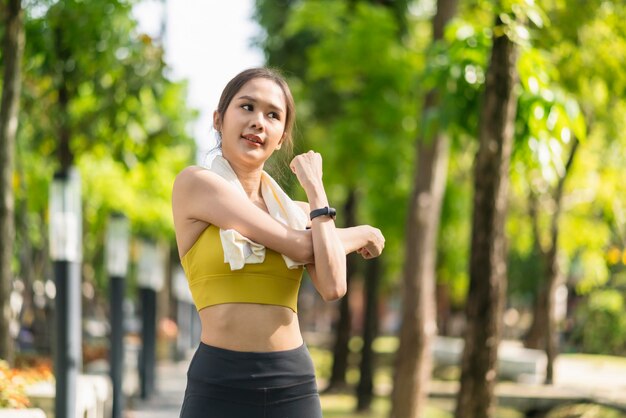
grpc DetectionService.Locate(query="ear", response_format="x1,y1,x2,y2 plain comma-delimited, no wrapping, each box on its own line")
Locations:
276,134,284,150
213,110,221,133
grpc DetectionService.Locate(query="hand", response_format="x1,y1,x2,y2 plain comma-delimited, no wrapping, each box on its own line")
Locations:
357,226,385,259
290,151,323,192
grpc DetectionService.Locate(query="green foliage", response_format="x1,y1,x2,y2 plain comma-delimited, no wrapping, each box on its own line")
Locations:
423,17,492,142
569,289,626,355
437,151,474,307
277,1,423,280
505,0,626,302
22,0,197,167
254,0,626,311
11,0,197,292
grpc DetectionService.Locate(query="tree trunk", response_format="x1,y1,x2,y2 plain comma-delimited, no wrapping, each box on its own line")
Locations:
325,189,357,392
525,292,546,348
437,283,452,336
390,1,458,417
356,256,381,411
543,247,559,384
454,15,519,418
0,0,25,364
525,138,579,383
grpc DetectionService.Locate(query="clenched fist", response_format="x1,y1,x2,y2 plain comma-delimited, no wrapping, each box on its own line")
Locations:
290,151,323,192
357,226,385,259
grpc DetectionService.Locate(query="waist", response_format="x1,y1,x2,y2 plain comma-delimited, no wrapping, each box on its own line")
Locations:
187,341,316,390
198,303,303,352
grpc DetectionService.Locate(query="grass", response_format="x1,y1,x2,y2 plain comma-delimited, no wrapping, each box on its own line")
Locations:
311,338,525,418
310,336,626,418
560,352,626,368
318,392,526,418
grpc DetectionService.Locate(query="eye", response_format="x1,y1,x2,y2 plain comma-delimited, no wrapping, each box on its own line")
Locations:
268,112,280,120
241,104,253,111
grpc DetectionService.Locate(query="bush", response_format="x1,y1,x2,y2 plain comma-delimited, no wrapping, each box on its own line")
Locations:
570,289,626,355
0,360,30,409
0,356,54,409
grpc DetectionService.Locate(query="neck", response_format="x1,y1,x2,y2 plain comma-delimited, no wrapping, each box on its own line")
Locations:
223,157,264,200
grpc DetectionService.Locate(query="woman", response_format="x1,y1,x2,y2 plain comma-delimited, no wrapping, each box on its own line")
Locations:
172,67,385,418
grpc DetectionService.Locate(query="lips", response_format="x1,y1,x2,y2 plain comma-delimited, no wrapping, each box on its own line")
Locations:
242,134,264,145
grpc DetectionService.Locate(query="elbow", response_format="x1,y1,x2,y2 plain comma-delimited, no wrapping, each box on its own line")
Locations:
319,265,347,302
320,283,347,302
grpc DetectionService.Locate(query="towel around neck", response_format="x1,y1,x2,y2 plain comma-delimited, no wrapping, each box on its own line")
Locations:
208,154,308,270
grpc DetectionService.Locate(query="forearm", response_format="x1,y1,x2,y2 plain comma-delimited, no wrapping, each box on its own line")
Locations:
336,226,372,254
307,186,347,300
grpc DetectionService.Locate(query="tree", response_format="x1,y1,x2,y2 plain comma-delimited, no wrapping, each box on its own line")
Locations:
454,11,520,418
15,0,196,290
390,0,458,417
326,190,357,393
509,46,588,381
0,0,25,364
508,0,624,382
529,138,578,384
356,255,380,411
257,2,419,401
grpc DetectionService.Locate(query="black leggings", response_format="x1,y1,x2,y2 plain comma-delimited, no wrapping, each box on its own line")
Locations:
180,342,322,418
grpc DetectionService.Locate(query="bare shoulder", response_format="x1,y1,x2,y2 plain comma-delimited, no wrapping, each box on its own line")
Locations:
172,166,224,223
172,166,236,205
174,165,221,193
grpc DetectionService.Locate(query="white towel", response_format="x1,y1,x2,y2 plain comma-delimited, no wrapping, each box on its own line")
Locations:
208,154,308,270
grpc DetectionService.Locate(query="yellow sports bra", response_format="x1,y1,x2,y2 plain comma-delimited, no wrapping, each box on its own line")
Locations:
180,225,304,313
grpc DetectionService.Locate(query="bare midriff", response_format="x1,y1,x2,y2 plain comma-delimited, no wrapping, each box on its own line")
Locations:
198,303,303,352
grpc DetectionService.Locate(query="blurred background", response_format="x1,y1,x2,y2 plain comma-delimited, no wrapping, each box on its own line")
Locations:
1,0,625,417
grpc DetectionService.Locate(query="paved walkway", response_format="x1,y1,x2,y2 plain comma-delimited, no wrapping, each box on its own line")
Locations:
124,355,190,418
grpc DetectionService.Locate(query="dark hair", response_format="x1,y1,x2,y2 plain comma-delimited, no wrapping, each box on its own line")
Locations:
214,67,296,156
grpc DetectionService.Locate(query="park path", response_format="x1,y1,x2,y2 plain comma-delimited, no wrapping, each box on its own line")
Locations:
124,356,189,418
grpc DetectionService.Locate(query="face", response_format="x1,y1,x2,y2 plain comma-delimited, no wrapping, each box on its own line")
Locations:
215,77,287,167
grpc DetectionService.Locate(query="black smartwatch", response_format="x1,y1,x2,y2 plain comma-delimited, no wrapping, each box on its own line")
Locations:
310,206,337,221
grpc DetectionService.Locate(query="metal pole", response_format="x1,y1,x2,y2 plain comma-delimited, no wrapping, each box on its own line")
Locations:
175,300,189,361
109,276,125,418
191,306,201,348
50,168,82,418
140,287,157,399
53,259,81,418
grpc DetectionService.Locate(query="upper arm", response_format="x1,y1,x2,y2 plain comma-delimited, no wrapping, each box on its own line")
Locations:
172,167,312,262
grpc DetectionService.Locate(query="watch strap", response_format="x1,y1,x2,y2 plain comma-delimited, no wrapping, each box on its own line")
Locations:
310,206,336,221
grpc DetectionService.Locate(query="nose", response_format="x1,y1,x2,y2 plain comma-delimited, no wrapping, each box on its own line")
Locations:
250,111,265,131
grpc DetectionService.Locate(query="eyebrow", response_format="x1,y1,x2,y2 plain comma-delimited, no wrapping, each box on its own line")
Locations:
236,95,285,113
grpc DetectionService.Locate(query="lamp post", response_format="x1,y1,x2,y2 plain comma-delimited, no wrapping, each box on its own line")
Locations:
49,168,82,418
137,240,163,399
106,213,129,418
